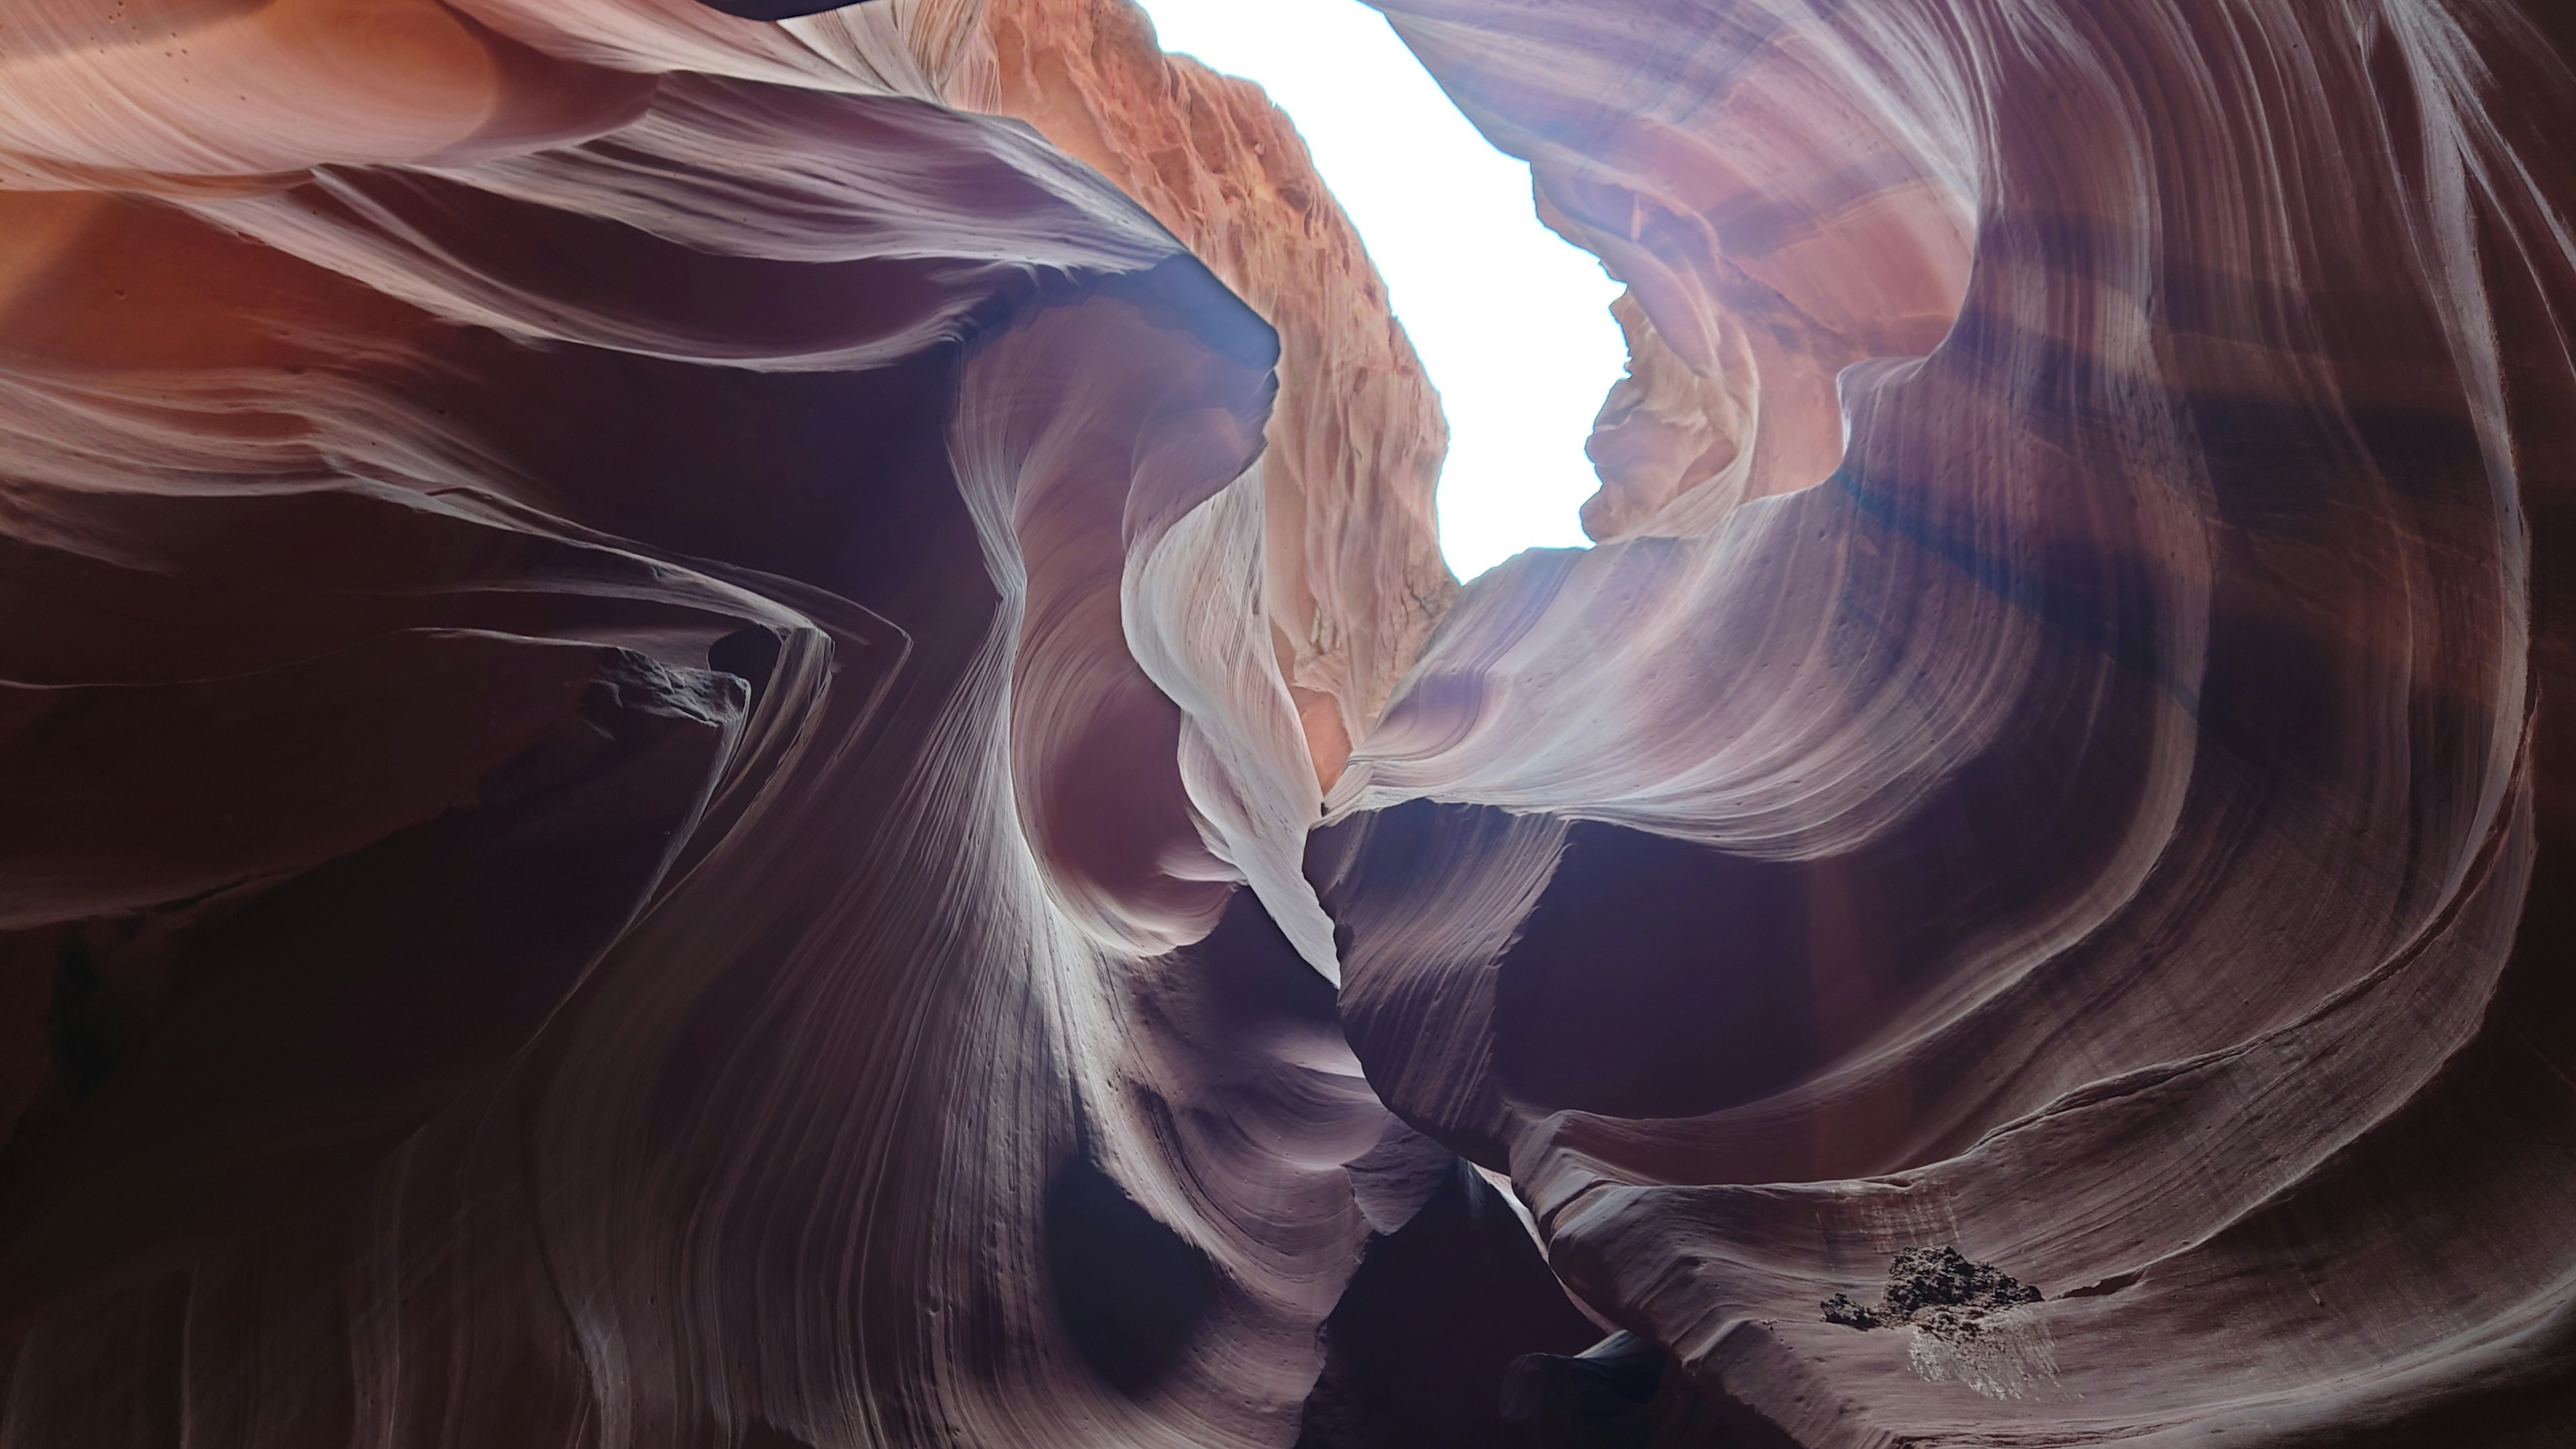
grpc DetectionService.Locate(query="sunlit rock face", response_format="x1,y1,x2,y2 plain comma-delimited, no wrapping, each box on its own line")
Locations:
1327,0,2576,1442
961,0,1457,788
4,2,2575,1448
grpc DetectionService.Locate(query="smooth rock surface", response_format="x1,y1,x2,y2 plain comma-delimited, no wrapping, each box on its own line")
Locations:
1325,0,2576,1442
0,3,1428,1444
963,0,1456,787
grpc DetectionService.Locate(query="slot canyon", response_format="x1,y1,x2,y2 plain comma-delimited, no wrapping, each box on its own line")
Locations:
3,0,2574,1444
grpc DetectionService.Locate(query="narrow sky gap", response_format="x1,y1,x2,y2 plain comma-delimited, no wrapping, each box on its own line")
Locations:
1132,0,1628,581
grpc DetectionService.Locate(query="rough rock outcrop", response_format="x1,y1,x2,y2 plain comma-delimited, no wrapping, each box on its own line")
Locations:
959,0,1456,785
6,0,2576,1447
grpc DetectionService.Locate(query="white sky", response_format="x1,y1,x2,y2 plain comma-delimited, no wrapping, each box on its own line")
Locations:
1132,0,1627,580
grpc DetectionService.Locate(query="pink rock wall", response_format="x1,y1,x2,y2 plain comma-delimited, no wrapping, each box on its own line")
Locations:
1323,0,2576,1441
965,0,1456,786
0,5,1391,1444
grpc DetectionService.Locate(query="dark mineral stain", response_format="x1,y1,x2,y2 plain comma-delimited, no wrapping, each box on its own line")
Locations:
1823,1246,2041,1336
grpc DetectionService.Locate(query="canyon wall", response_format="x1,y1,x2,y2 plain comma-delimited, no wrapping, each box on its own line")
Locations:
1324,0,2576,1442
961,0,1456,786
0,2,1438,1444
3,1,2575,1447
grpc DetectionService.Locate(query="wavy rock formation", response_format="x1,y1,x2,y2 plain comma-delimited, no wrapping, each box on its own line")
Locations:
5,0,2576,1447
1326,0,2576,1442
0,3,1433,1445
960,0,1456,785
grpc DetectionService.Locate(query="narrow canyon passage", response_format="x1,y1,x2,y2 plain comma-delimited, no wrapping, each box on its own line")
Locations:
1130,0,1631,581
1,3,2573,1448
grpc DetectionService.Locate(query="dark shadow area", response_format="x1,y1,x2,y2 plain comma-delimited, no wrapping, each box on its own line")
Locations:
1180,882,1342,1029
0,652,738,1318
1294,1159,1598,1448
1043,1153,1219,1398
1495,824,1817,1120
1501,1332,1664,1448
45,935,127,1100
706,625,784,705
1502,1330,1782,1448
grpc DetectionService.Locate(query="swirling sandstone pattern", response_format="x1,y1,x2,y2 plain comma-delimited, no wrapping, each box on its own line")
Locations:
1327,0,2576,1442
964,0,1456,788
4,1,2575,1448
0,2,1442,1444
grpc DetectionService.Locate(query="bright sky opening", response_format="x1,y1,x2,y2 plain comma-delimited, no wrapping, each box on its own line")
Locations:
1132,0,1627,581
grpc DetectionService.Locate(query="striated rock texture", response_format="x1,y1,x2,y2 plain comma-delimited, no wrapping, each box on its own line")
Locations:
4,2,2576,1449
1326,0,2576,1442
0,2,1460,1446
959,0,1456,786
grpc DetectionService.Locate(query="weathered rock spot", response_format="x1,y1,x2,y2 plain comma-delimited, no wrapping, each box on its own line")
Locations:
1820,1246,2042,1337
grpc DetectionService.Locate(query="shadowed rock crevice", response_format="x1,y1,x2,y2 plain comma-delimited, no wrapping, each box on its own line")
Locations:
1042,1154,1220,1398
1294,1159,1598,1449
1497,1331,1802,1448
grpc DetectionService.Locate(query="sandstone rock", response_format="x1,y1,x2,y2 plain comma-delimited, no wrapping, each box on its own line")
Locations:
964,0,1456,787
7,1,2576,1446
0,5,1387,1444
1326,0,2576,1442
